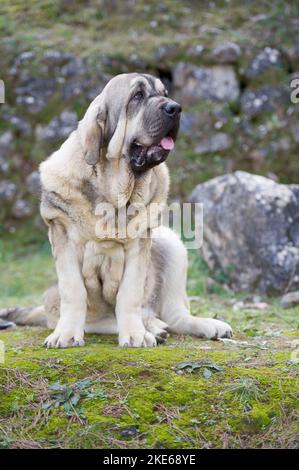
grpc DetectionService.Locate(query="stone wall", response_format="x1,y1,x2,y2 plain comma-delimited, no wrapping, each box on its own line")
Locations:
0,39,299,231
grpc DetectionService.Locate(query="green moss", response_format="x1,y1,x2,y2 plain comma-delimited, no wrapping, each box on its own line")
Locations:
0,387,34,415
1,321,298,448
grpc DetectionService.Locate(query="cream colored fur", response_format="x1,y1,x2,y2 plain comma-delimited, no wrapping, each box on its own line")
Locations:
1,73,232,347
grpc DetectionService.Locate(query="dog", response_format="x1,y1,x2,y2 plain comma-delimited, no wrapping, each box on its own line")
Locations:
0,73,232,347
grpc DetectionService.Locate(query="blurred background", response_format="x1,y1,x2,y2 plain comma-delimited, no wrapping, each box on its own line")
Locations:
0,0,299,303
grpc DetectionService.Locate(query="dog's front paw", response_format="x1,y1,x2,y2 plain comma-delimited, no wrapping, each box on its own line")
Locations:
143,316,169,344
198,318,233,340
119,327,157,348
44,326,85,348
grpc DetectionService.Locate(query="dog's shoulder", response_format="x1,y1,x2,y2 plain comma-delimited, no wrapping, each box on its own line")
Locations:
39,132,93,224
40,132,84,194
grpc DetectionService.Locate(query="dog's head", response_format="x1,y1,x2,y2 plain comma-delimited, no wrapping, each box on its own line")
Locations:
78,73,181,173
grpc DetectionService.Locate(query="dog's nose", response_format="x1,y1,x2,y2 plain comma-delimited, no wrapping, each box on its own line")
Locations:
162,100,182,117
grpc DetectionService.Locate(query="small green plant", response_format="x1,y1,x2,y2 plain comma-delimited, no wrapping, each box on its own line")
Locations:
214,265,236,286
0,435,14,449
224,377,262,403
42,379,107,415
175,359,225,378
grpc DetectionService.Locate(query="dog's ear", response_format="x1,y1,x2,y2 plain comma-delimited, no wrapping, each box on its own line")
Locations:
106,107,128,161
78,94,106,166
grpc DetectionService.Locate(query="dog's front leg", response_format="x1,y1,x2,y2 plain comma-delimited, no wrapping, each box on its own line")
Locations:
116,238,156,348
44,223,87,348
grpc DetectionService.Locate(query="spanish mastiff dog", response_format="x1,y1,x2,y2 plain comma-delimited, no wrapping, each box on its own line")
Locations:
1,73,232,347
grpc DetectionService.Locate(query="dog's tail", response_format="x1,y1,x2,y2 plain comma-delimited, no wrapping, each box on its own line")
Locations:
0,305,47,329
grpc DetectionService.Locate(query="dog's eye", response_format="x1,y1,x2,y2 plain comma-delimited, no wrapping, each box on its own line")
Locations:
132,91,144,101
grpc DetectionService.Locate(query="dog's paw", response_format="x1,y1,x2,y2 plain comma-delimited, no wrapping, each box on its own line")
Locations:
44,327,85,348
197,318,233,340
119,328,157,348
143,317,169,344
0,318,16,330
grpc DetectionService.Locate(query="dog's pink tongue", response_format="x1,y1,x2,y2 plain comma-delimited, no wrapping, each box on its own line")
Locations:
160,136,174,150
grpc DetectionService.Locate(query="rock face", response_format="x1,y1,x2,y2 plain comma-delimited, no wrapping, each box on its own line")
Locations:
173,63,240,104
244,47,285,82
194,132,232,154
35,111,78,141
280,291,299,308
240,86,288,118
211,41,241,64
189,171,299,294
0,181,18,202
0,37,298,229
12,199,34,219
0,131,13,174
26,171,41,196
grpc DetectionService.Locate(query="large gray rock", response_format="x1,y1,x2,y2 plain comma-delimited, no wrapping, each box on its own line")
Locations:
189,171,299,294
173,62,240,105
280,291,299,308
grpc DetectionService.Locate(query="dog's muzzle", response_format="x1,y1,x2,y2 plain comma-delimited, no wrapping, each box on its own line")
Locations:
129,100,181,173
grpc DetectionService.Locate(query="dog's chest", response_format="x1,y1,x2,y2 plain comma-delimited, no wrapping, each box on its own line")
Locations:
82,240,125,306
77,172,155,241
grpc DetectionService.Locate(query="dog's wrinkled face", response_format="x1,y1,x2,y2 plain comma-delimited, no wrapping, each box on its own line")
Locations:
102,73,181,173
124,74,181,173
79,73,181,173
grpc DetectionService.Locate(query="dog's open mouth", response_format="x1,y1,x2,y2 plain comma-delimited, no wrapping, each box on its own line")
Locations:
130,135,175,173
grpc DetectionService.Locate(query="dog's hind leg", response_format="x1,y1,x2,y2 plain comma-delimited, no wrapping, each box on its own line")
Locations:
152,226,232,340
0,305,47,327
0,285,60,329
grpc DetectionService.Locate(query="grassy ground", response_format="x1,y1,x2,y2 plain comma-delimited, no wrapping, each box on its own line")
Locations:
0,230,298,449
